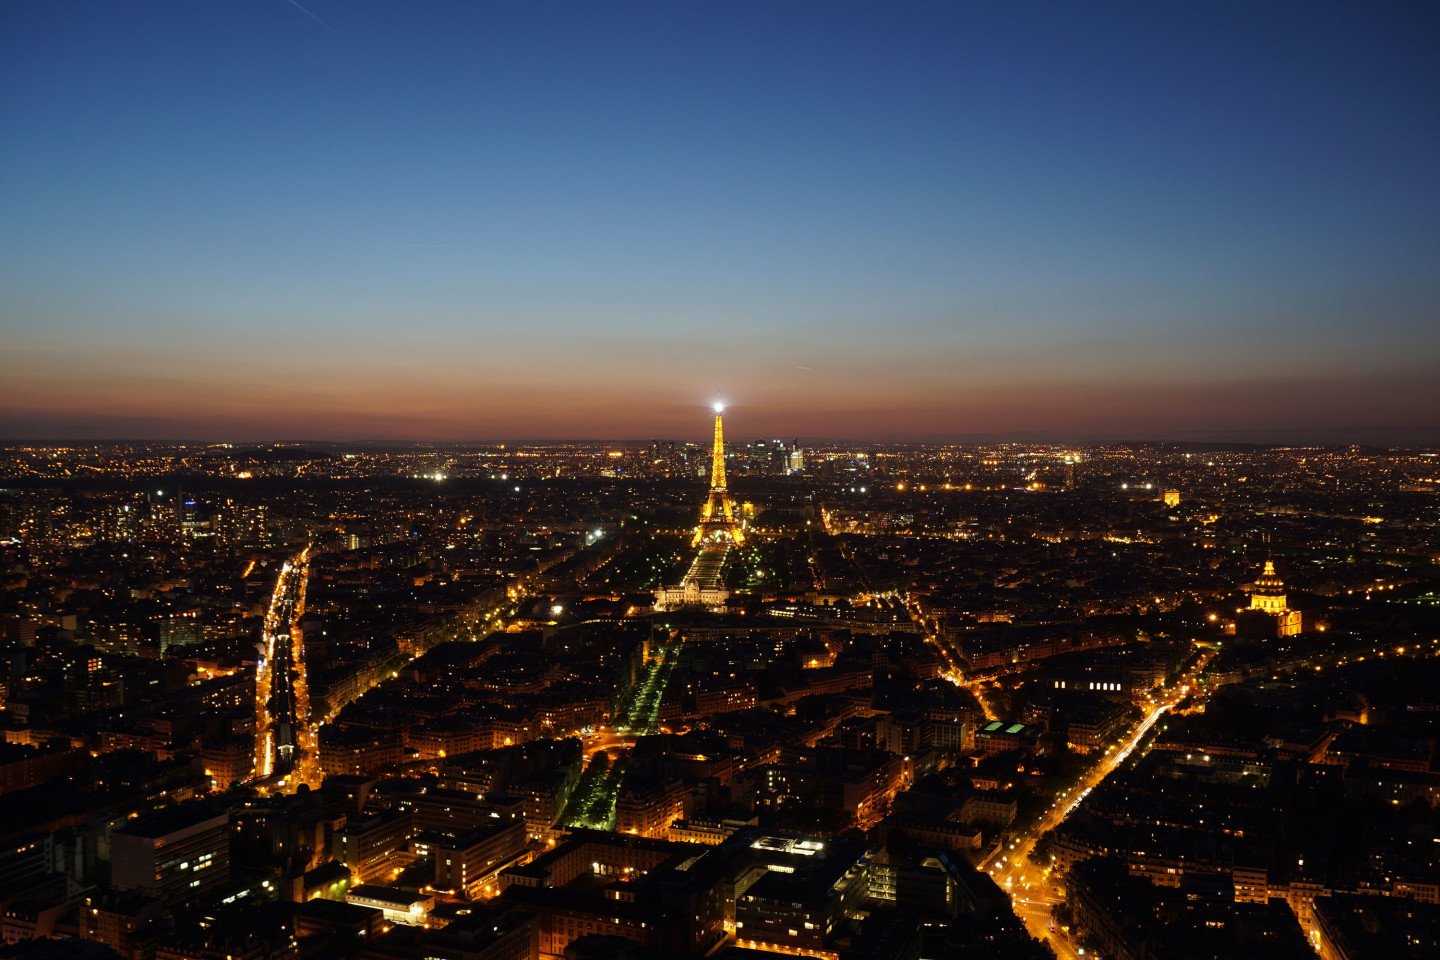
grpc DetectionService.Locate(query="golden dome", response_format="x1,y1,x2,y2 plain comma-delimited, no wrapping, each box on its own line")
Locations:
1252,560,1285,594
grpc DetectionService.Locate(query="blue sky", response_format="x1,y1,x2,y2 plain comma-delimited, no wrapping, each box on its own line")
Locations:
3,1,1438,441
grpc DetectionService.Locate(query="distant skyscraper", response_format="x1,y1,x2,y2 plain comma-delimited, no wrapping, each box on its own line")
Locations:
650,439,693,478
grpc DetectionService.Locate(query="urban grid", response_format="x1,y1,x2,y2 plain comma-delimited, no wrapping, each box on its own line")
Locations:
4,5,1439,960
2,412,1439,960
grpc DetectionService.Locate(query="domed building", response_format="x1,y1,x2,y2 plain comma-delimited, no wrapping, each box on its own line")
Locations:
1250,560,1288,614
1245,559,1303,636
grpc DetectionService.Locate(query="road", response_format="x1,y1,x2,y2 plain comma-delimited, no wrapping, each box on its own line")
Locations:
904,594,1000,720
983,651,1215,958
253,546,319,792
582,731,637,759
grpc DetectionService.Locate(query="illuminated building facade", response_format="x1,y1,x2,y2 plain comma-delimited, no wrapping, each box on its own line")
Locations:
429,819,527,899
334,809,414,884
1249,560,1302,636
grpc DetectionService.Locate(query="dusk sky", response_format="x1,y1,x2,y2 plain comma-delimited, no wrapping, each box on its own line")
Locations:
3,2,1439,443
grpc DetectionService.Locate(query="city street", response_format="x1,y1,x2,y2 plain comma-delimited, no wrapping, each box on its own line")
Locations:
253,547,317,790
982,651,1216,958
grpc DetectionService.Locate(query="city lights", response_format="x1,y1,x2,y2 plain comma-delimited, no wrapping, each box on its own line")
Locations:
2,4,1436,957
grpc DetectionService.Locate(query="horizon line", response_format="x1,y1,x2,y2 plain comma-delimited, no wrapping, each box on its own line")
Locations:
2,434,1437,450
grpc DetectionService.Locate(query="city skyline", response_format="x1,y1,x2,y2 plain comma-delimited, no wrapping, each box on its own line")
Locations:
6,8,1440,953
4,3,1439,444
4,434,1438,959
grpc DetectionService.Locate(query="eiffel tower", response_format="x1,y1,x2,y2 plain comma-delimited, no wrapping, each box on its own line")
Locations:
694,403,744,546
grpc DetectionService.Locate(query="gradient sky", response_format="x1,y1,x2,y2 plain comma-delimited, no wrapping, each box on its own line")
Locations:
3,2,1439,443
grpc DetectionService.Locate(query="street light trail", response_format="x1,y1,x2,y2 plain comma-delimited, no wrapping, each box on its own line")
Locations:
983,652,1215,959
253,546,318,792
904,593,1000,720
